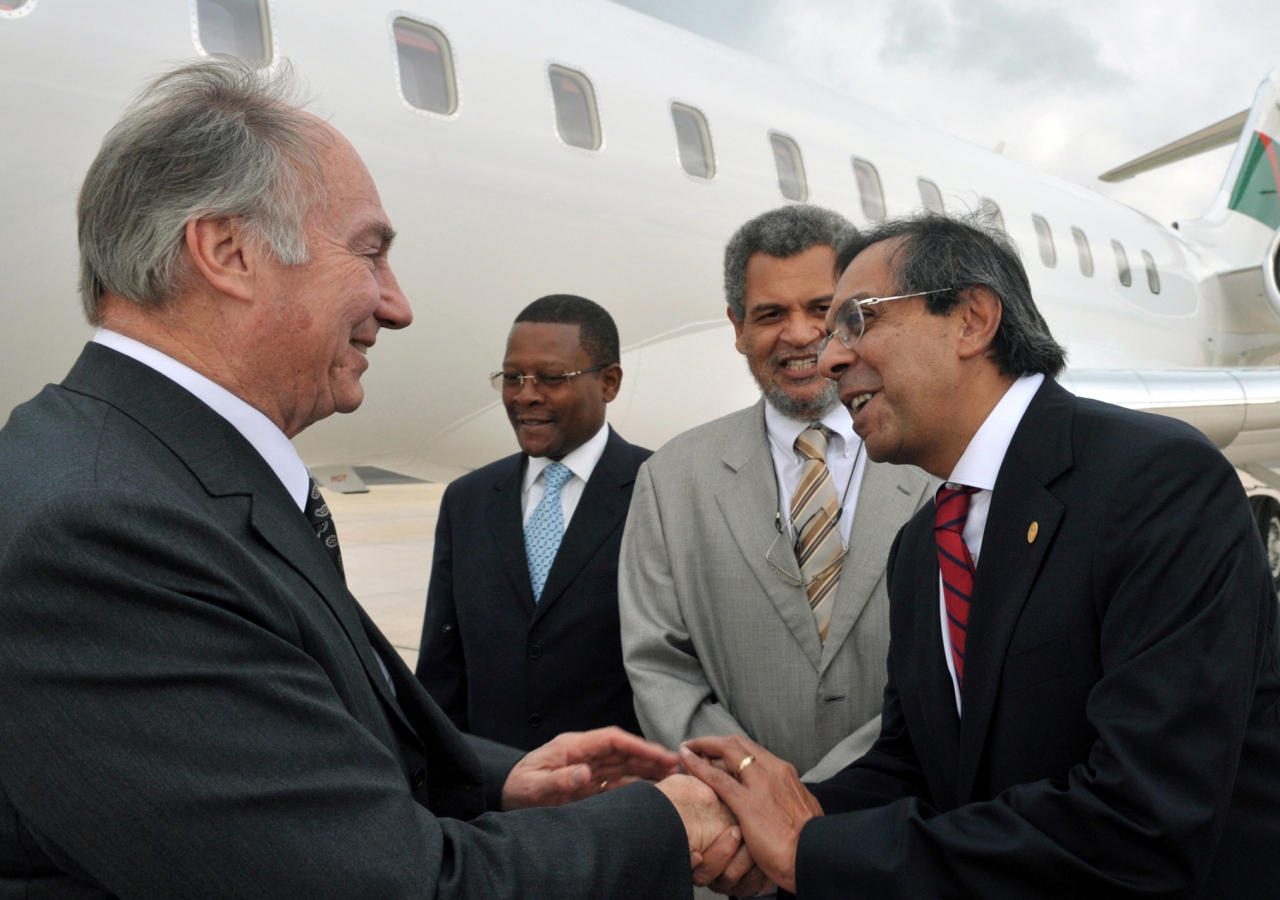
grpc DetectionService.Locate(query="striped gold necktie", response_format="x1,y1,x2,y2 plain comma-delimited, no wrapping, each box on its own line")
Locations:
792,426,843,643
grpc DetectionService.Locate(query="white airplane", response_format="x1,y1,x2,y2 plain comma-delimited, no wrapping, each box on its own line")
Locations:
3,0,1280,561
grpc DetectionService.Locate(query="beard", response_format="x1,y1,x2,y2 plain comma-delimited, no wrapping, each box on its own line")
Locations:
750,348,840,422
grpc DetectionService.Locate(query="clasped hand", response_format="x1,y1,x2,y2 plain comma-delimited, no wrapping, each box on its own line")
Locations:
499,726,765,892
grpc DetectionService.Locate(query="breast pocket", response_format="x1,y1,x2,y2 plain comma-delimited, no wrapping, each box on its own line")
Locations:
1003,634,1074,693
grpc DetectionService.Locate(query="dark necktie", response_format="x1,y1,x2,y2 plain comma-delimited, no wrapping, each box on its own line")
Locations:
935,484,978,690
305,478,345,582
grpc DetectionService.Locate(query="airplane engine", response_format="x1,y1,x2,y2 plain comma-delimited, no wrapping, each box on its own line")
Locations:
1266,226,1280,320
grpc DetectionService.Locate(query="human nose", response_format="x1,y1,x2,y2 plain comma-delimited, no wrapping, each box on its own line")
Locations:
375,265,413,330
818,331,857,380
779,310,824,348
512,375,544,405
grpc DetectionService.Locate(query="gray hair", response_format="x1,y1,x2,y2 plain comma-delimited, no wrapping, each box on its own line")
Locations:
835,211,1067,378
78,58,325,324
723,206,857,320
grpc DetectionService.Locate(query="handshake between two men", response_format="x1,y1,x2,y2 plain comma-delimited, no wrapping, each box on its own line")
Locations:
523,727,816,896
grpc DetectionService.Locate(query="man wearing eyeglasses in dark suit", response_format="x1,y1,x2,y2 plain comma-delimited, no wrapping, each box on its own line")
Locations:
417,294,652,753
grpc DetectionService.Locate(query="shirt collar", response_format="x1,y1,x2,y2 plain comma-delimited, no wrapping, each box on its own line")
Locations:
523,422,611,492
764,399,861,460
947,373,1044,491
92,329,312,511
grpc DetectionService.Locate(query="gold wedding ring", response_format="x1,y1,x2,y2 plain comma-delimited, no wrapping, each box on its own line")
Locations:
736,755,756,776
599,779,608,793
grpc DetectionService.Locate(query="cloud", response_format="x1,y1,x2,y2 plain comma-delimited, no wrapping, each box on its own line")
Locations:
880,0,1130,92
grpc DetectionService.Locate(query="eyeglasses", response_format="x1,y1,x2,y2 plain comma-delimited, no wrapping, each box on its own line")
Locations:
825,288,953,349
489,364,608,392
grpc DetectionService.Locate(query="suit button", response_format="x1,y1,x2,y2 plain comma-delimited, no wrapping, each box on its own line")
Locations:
528,714,542,728
410,768,425,790
528,645,542,659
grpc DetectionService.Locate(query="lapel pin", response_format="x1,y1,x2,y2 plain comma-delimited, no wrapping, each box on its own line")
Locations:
1027,521,1039,544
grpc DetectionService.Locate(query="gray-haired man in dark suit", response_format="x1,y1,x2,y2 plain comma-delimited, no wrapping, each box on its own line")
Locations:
0,59,737,899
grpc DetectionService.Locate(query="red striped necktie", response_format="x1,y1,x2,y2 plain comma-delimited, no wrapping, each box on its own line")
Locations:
935,485,979,690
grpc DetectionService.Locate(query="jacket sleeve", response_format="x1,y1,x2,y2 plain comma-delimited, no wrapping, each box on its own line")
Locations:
619,462,750,749
0,487,691,900
416,485,469,730
796,436,1279,898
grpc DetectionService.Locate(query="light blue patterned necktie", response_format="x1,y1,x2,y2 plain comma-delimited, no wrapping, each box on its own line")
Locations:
524,462,573,602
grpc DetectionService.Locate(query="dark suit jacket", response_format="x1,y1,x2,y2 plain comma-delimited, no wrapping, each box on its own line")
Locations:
797,378,1280,899
417,429,650,751
0,344,689,900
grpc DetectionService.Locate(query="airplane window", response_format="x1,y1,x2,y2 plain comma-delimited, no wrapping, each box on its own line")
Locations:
852,158,885,221
549,65,601,151
671,103,715,179
1142,250,1161,294
770,133,808,202
917,178,944,214
1032,215,1056,267
1112,240,1132,287
393,19,457,115
1072,227,1094,277
195,0,271,65
979,197,1005,232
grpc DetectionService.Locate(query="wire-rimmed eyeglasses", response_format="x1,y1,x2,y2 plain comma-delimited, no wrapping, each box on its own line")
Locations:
824,288,954,349
489,364,608,392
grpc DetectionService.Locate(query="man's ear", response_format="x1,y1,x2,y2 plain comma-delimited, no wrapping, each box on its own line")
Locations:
184,217,259,303
600,363,623,403
955,286,1002,361
728,306,746,355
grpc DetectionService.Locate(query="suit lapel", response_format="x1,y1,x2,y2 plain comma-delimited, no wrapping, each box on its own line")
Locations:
716,402,824,670
247,495,418,737
484,455,537,619
532,431,631,625
62,344,419,739
904,520,962,809
956,380,1074,802
819,459,928,674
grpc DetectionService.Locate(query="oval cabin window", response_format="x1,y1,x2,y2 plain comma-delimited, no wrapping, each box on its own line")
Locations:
1142,250,1161,294
979,197,1005,232
548,65,601,151
770,133,807,202
917,178,944,213
1112,240,1132,287
1072,227,1094,277
1032,215,1057,268
393,19,458,115
195,0,271,65
852,158,886,221
671,103,715,179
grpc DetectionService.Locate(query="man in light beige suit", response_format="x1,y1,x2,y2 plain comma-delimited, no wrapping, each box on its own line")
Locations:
620,206,930,796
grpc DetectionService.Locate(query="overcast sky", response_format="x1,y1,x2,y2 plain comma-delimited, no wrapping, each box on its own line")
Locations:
609,0,1280,225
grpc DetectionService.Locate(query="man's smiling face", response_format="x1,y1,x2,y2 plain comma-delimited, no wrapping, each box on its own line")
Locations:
731,244,839,421
818,238,959,468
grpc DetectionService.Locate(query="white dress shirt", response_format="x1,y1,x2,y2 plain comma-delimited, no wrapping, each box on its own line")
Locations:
765,400,867,546
937,372,1044,714
521,421,611,527
92,328,397,694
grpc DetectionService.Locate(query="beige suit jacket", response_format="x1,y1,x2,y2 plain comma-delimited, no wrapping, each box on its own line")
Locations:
620,399,930,780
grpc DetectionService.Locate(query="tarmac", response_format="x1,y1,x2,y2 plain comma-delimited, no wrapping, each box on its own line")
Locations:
319,483,445,670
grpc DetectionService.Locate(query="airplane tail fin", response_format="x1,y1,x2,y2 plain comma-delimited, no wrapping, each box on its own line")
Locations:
1223,70,1280,231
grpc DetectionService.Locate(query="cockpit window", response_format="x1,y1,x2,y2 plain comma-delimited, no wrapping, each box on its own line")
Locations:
549,65,601,151
393,18,457,115
770,133,807,202
194,0,271,65
671,104,715,179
